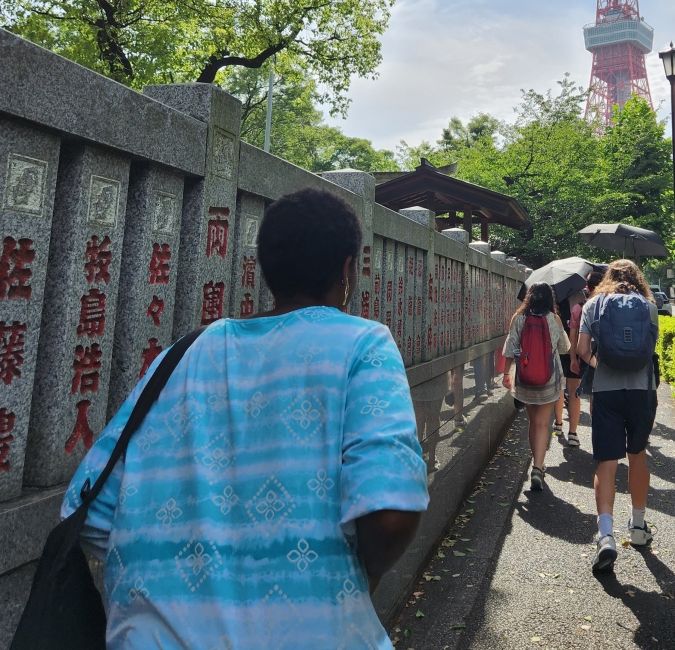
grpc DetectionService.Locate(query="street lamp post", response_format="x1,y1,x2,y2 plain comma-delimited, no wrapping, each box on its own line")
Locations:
659,42,675,214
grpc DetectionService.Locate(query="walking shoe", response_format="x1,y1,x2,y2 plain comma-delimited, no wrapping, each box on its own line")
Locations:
592,534,617,573
552,421,563,434
567,433,580,447
628,520,653,546
530,466,545,492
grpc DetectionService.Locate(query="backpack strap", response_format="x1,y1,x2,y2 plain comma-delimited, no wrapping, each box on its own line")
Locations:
79,327,206,507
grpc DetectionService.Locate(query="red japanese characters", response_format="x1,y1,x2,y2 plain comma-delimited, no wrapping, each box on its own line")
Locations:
206,214,229,258
148,243,171,285
0,236,35,300
71,344,102,394
202,281,225,324
77,289,106,336
0,321,26,385
139,338,163,378
84,235,112,284
0,407,15,472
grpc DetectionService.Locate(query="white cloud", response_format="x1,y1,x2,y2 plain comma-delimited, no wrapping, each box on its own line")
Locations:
325,0,675,150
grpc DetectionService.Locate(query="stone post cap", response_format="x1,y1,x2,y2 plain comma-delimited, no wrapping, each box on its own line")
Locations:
441,228,469,244
505,256,518,267
490,250,508,263
525,267,534,276
517,263,528,273
320,169,375,197
400,207,435,227
469,241,491,255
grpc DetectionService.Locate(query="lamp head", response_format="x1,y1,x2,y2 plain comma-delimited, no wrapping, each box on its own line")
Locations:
659,42,675,80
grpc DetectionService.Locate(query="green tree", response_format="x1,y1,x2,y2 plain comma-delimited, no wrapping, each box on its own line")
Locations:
1,0,394,115
597,97,672,232
225,64,397,171
438,113,500,151
395,77,673,269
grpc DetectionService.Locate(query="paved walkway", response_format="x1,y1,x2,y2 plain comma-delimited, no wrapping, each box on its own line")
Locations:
392,383,675,650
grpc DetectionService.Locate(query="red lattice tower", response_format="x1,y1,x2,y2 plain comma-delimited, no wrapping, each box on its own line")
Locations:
584,0,653,126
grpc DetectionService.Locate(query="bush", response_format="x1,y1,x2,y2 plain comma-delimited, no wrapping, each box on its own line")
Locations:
656,315,675,391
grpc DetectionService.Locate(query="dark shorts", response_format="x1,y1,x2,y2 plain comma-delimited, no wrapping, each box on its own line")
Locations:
591,390,656,461
560,354,584,380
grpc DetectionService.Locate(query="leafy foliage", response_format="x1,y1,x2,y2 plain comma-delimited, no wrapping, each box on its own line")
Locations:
397,76,673,278
1,0,394,116
656,316,675,390
226,64,397,171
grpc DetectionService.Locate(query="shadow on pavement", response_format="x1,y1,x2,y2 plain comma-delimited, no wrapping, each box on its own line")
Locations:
514,489,596,545
596,548,675,649
544,444,675,519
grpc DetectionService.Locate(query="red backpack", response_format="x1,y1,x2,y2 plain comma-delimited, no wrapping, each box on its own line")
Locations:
517,314,554,386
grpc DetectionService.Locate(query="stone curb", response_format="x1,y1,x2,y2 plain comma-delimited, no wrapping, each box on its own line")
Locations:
390,411,533,648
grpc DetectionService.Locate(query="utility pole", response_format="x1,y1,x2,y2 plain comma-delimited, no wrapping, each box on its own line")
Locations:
263,58,275,153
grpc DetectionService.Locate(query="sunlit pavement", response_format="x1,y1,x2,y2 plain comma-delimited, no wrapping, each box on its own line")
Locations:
392,384,675,650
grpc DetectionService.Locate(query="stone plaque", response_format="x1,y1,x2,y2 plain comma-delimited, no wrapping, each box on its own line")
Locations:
152,191,177,234
212,129,235,180
3,153,48,215
87,175,120,226
244,216,258,249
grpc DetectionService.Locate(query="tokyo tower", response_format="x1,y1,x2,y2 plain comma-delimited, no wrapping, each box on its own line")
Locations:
584,0,654,126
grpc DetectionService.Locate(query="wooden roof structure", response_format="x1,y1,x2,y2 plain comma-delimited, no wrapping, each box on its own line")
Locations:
375,159,530,232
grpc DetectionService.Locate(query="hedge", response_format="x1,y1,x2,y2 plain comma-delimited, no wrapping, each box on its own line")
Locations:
657,315,675,391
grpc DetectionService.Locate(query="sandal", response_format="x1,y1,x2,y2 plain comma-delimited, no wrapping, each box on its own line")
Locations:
530,466,545,491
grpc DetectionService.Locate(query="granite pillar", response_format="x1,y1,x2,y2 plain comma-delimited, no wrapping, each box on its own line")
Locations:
107,164,185,418
320,171,375,321
25,144,130,486
230,194,264,318
393,243,406,353
372,236,384,324
0,118,60,498
400,207,435,364
382,238,396,340
143,84,242,333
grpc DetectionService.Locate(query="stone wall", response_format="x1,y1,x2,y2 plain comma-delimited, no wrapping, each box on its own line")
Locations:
0,29,525,641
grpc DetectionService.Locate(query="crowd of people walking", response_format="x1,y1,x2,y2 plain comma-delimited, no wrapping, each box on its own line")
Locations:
501,259,659,573
11,187,664,648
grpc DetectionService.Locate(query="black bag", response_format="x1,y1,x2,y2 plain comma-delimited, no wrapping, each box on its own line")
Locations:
11,328,204,650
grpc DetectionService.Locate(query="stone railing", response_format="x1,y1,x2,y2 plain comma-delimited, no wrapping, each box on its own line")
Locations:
0,29,526,639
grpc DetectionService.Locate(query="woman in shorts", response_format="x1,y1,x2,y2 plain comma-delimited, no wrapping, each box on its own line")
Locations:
502,283,570,491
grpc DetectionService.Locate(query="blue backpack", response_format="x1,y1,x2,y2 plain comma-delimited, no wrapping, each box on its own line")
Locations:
592,293,657,371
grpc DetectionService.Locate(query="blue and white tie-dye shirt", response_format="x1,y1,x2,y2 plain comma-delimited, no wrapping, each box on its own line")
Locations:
62,307,429,649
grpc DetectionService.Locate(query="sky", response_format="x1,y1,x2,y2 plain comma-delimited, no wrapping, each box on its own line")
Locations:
325,0,675,152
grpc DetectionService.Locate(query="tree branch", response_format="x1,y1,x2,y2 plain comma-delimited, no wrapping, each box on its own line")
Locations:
196,39,288,83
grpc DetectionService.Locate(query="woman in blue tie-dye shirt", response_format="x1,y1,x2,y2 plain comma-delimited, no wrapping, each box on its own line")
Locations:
62,188,429,649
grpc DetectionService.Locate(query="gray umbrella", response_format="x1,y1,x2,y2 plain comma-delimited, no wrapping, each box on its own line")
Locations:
518,256,594,302
578,223,668,258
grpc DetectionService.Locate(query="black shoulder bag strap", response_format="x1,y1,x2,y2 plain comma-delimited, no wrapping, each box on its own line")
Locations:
80,327,205,506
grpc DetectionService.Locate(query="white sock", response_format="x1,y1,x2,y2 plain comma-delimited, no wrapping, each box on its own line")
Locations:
598,513,613,538
631,507,646,528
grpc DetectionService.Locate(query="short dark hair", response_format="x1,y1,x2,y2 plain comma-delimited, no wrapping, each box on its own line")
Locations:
586,270,604,293
258,188,362,300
